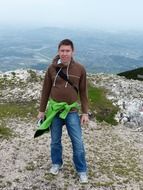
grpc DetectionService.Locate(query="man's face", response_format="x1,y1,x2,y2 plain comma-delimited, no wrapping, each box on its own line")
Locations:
58,45,74,63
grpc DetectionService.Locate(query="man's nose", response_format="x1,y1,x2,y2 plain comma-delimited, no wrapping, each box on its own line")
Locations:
63,51,67,55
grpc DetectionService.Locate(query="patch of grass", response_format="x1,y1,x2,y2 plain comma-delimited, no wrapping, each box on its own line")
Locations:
0,76,28,90
44,173,57,180
0,101,38,119
27,70,40,82
0,101,37,139
0,77,17,90
94,181,114,187
118,67,143,81
25,162,36,171
88,82,119,125
113,155,143,181
0,121,13,139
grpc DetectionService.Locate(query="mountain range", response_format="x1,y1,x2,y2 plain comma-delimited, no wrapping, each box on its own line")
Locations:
0,27,143,73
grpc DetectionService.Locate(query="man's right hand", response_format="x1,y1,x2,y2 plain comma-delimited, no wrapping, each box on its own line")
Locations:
37,112,45,120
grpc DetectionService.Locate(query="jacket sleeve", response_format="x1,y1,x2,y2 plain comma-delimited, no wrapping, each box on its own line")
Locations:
39,68,52,112
79,66,88,114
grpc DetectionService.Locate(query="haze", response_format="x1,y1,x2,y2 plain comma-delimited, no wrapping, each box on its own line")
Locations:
0,0,143,31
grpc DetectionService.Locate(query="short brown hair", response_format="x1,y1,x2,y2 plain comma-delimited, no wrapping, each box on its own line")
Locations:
58,39,74,50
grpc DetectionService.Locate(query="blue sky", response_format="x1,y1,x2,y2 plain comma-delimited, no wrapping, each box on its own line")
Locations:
0,0,143,31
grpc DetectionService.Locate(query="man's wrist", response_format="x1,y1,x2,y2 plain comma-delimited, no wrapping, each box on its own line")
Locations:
81,113,88,116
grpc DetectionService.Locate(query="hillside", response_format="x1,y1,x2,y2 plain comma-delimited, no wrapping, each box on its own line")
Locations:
0,27,143,73
0,70,143,189
118,67,143,81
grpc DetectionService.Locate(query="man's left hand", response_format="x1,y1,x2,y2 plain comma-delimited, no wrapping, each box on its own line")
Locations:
80,114,89,125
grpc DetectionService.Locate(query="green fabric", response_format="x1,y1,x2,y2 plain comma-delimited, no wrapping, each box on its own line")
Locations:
34,99,79,138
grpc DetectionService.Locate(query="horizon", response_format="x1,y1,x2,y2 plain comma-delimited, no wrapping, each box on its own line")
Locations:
1,24,143,35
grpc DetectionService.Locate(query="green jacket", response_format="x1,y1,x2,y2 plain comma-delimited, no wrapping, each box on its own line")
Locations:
34,99,79,138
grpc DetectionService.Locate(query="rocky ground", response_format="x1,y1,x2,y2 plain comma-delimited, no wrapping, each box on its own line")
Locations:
0,118,143,190
88,73,143,129
1,70,143,128
0,70,143,189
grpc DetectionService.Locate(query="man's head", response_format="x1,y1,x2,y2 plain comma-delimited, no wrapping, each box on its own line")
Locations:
58,39,74,64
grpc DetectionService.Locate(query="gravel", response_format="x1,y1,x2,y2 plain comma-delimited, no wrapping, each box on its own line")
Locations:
0,119,143,190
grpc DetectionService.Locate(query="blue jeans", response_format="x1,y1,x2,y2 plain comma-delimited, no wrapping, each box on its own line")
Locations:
50,111,87,173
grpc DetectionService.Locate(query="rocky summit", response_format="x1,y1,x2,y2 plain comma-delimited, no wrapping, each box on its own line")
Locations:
1,69,143,130
0,69,143,190
88,73,143,131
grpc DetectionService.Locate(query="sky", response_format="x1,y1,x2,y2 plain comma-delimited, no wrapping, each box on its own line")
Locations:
0,0,143,31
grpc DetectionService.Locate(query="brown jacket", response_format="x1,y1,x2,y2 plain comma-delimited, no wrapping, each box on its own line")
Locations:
39,55,88,113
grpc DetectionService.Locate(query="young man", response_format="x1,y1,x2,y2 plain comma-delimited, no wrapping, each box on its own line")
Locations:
37,39,89,183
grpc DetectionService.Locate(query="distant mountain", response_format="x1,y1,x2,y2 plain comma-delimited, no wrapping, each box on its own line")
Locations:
0,27,143,73
117,67,143,81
